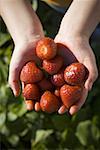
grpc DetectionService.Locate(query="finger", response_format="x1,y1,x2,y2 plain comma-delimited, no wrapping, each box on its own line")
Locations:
8,48,27,97
85,68,98,91
84,59,98,91
25,100,34,111
8,67,20,97
34,102,41,112
58,105,68,114
69,88,88,115
8,52,21,96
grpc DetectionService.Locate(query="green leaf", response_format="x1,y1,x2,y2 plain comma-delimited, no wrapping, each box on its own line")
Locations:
25,111,39,123
31,142,46,150
0,33,11,47
0,112,6,127
92,115,100,127
8,101,27,119
86,145,95,150
0,85,9,105
0,125,10,136
19,128,29,137
0,61,8,84
71,106,92,127
32,129,53,150
35,129,53,144
92,124,100,141
7,134,19,146
7,117,27,135
60,129,81,149
76,120,100,146
7,111,18,121
52,114,71,131
76,120,91,145
32,0,38,11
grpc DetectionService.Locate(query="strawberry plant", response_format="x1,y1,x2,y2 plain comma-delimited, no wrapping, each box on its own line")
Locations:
0,1,100,150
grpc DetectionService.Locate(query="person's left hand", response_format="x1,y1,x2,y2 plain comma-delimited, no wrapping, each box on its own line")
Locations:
55,35,98,115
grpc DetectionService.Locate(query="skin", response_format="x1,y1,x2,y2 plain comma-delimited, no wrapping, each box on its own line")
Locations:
0,0,99,115
55,0,100,114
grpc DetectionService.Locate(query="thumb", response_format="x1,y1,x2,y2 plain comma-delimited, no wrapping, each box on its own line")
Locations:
8,67,20,97
8,50,21,96
69,88,88,115
84,57,98,91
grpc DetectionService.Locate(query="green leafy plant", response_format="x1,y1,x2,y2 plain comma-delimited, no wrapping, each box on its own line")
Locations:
0,1,100,150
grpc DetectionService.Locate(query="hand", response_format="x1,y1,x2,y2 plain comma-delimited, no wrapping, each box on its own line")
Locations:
55,34,98,115
8,35,44,97
0,0,44,96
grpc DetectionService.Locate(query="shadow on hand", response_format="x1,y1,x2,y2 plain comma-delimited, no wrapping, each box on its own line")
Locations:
57,43,77,66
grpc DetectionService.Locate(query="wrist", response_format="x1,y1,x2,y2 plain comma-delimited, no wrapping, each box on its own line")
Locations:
59,0,100,41
56,28,89,45
58,16,90,41
14,32,44,51
55,31,89,55
14,26,44,47
0,0,44,45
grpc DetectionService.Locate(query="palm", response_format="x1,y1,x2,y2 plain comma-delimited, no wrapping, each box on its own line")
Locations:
9,42,41,96
56,42,88,115
57,43,77,65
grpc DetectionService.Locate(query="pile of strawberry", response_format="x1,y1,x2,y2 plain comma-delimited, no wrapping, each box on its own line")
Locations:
20,37,87,114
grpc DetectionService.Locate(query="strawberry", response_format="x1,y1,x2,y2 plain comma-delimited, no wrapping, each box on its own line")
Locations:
20,61,43,84
64,63,86,85
36,37,57,60
38,78,53,91
51,69,65,87
60,84,83,108
25,100,34,111
35,102,41,112
40,91,60,113
23,84,40,100
43,56,63,75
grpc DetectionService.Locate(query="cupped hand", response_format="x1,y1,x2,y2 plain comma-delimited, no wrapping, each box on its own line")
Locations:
55,35,98,115
8,35,44,97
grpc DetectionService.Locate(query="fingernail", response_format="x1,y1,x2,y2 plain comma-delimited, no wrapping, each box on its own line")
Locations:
69,109,75,116
58,105,68,114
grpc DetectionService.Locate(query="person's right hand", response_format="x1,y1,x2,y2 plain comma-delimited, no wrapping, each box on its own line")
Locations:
0,0,44,96
8,34,44,97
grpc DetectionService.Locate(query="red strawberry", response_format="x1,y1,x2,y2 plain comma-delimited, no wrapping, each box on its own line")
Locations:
64,63,86,85
60,84,83,108
43,56,63,75
38,78,53,91
40,91,60,113
25,100,34,111
20,61,43,84
51,69,65,87
23,84,40,100
35,102,41,112
36,37,57,60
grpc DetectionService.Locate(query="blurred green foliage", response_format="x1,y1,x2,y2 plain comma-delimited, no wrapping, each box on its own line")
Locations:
0,1,100,150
